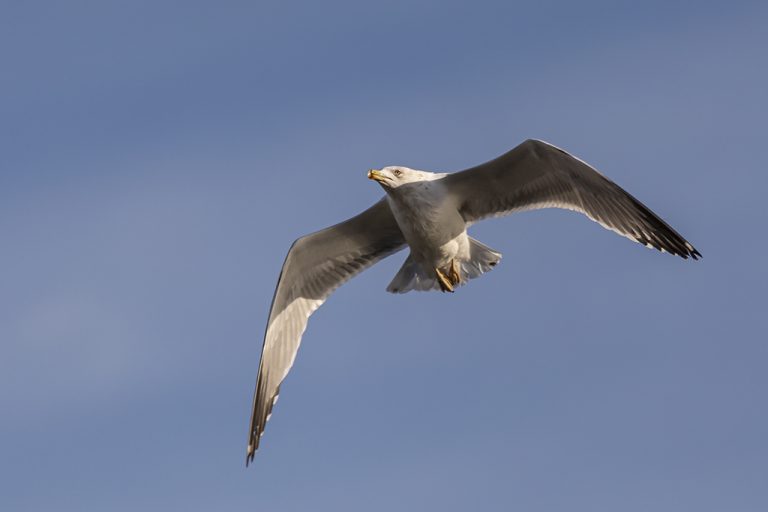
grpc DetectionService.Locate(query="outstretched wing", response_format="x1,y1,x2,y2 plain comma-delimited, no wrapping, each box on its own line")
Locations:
247,198,405,464
444,139,700,259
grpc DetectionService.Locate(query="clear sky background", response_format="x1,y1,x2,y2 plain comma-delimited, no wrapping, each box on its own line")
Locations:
2,1,767,510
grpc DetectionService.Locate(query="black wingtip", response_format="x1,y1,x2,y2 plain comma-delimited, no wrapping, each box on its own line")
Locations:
245,435,258,467
683,242,702,260
678,246,701,260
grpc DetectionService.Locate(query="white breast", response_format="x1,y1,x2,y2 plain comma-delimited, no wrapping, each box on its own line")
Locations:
386,180,468,268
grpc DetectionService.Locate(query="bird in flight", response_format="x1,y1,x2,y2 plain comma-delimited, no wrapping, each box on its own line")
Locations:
245,139,700,464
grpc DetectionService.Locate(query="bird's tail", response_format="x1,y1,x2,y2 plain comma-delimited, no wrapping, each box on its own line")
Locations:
386,254,441,293
461,237,502,281
386,238,502,294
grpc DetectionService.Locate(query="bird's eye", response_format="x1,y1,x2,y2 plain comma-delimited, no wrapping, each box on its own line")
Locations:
393,169,403,177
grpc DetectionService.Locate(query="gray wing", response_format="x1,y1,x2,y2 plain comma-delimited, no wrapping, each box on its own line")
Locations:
246,198,405,464
444,139,700,259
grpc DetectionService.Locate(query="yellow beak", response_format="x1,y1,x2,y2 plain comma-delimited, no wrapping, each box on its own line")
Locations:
368,169,385,183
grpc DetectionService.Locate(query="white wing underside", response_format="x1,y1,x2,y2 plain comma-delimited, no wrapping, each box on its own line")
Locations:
246,199,405,464
445,139,700,259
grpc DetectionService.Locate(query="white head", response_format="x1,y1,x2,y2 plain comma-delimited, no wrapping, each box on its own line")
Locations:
367,166,437,190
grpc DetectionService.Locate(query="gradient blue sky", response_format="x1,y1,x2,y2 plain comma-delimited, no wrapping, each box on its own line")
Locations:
2,1,767,510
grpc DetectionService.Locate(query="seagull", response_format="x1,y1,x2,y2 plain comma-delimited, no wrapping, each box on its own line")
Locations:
245,139,700,464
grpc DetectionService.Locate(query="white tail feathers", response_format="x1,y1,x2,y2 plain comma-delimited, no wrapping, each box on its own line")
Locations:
386,255,441,293
461,237,502,280
386,237,502,294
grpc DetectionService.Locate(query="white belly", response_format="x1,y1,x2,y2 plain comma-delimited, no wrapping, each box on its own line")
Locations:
386,185,469,270
427,232,470,268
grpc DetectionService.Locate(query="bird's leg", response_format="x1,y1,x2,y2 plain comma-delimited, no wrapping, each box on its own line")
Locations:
448,259,461,286
435,267,454,293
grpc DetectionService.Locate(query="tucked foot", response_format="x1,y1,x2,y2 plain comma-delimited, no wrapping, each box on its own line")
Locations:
435,267,454,293
448,259,461,286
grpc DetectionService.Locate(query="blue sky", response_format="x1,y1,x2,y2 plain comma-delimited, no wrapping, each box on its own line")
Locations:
2,1,767,510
